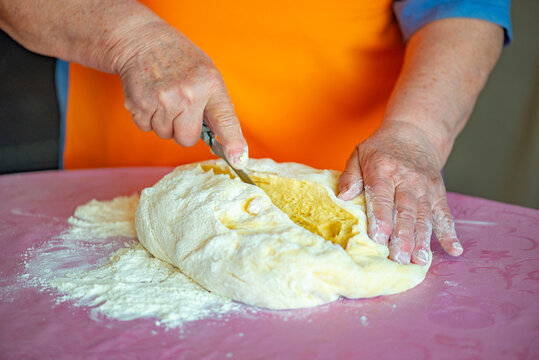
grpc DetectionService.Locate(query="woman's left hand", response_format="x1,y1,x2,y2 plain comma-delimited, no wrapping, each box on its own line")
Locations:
337,120,463,265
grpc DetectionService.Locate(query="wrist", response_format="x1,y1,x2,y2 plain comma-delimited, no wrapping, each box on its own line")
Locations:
380,118,455,168
98,16,166,74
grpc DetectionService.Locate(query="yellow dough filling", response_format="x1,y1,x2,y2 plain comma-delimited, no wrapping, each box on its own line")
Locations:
201,165,357,248
252,175,358,248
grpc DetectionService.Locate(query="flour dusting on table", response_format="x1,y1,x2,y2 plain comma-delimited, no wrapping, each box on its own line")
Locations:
23,194,250,329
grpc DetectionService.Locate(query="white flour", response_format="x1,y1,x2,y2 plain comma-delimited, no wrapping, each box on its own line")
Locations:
23,194,250,329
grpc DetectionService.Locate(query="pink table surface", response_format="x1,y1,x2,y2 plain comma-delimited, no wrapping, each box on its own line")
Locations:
0,168,538,360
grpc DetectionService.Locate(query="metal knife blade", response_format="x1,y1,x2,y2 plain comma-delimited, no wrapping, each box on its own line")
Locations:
200,122,256,186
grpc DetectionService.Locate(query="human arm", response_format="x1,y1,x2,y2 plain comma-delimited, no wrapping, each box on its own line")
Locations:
0,0,248,167
337,18,504,264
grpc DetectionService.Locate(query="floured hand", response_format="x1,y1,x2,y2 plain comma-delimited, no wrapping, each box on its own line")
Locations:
337,121,463,265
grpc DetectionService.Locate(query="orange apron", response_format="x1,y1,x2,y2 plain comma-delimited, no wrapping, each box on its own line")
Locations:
64,0,404,170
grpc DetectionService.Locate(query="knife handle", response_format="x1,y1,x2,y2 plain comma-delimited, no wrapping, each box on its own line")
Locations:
200,121,214,147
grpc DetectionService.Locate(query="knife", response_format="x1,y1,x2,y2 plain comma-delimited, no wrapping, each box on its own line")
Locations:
200,121,256,186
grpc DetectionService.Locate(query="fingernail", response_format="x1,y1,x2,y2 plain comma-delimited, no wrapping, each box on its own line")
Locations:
415,249,429,265
374,231,389,246
452,242,463,255
229,148,248,169
338,182,360,200
337,186,350,200
394,251,410,265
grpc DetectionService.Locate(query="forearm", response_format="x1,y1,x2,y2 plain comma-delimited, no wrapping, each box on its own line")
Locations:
384,18,504,166
0,0,161,73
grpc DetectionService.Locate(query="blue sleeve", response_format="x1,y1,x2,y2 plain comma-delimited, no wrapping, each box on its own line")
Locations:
393,0,512,45
55,59,69,169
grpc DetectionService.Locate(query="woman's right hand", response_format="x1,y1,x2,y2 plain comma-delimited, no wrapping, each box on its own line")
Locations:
111,21,248,168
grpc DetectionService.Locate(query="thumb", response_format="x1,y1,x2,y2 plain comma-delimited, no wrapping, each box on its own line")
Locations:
204,87,248,169
337,146,364,200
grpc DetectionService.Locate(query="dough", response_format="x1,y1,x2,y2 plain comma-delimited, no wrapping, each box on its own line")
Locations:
135,159,430,309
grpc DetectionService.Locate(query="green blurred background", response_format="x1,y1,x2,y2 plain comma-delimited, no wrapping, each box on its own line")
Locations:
0,0,537,208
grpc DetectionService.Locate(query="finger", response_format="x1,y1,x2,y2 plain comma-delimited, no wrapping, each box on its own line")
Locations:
125,97,152,132
389,187,417,264
150,106,173,139
131,112,152,132
433,196,463,256
411,196,432,265
205,87,248,169
171,101,205,147
363,178,395,246
156,86,203,146
337,146,363,201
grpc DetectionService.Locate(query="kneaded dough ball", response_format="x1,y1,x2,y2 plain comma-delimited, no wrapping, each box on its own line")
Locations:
135,159,430,309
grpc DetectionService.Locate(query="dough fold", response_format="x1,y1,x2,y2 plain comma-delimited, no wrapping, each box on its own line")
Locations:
135,159,430,309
